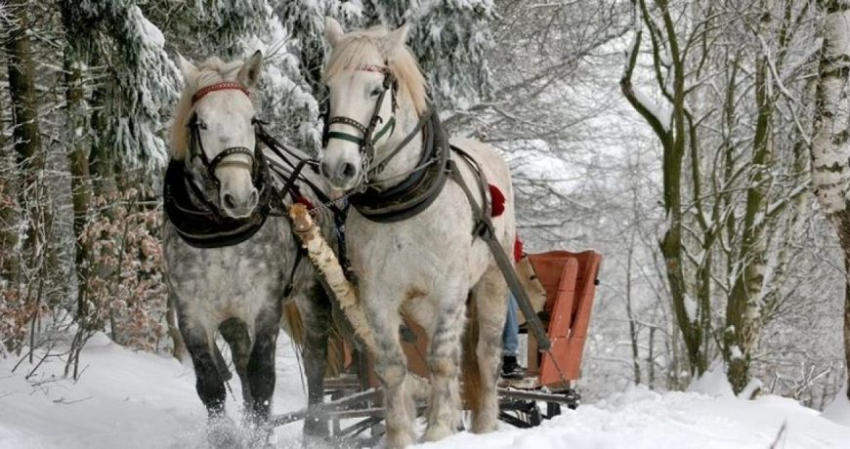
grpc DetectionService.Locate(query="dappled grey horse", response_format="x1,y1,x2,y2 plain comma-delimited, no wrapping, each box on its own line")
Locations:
162,51,337,442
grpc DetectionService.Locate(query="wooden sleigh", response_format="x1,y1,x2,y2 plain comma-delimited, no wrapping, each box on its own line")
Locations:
271,247,603,437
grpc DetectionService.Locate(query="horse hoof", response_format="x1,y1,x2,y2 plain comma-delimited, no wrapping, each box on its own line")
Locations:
422,424,454,442
471,418,498,434
207,415,244,449
385,432,415,449
246,427,275,449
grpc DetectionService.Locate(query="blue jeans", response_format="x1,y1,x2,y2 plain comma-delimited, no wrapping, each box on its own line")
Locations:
502,294,519,357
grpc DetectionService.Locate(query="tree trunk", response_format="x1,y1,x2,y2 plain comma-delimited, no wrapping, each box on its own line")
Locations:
811,0,850,403
5,0,45,292
4,0,47,353
0,70,21,285
61,0,94,331
724,0,775,396
5,0,44,244
88,51,116,198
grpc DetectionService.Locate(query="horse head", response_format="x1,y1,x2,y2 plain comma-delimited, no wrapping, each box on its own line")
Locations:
320,18,428,191
172,51,264,219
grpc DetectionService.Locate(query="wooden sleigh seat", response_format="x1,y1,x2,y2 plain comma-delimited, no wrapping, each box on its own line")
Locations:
523,250,602,390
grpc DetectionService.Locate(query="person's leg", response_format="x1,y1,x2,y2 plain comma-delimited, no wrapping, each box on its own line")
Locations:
501,294,523,378
502,294,518,356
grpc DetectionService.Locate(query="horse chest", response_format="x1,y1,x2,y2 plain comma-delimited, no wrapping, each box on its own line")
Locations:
345,186,491,291
164,223,288,323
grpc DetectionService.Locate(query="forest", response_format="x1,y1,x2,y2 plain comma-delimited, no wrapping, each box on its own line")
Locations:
1,0,849,429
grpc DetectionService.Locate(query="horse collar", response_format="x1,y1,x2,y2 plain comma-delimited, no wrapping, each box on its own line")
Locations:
349,110,451,222
163,149,273,249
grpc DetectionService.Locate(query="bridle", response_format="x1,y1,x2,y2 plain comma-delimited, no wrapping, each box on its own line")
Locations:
322,65,402,187
187,82,257,186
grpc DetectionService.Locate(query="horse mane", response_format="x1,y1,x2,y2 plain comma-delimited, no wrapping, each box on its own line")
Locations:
323,26,428,117
170,57,251,160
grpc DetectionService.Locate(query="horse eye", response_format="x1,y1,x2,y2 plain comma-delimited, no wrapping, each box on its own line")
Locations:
370,87,384,97
197,120,208,130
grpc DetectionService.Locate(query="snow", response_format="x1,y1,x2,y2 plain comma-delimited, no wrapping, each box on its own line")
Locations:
687,361,736,399
3,335,850,448
0,332,306,449
823,379,850,425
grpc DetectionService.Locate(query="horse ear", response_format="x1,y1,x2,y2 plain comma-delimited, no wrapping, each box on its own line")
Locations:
383,23,410,53
237,50,263,88
177,54,197,82
325,17,344,47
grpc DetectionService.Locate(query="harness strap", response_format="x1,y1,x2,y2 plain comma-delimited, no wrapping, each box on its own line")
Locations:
445,155,552,351
369,109,433,178
189,117,256,183
192,82,250,104
254,125,345,220
208,146,253,171
324,71,397,184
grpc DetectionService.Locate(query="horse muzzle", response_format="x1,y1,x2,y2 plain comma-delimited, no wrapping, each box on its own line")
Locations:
321,158,360,191
220,186,259,219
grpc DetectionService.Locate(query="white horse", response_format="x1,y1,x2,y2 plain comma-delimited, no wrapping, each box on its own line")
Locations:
320,18,516,447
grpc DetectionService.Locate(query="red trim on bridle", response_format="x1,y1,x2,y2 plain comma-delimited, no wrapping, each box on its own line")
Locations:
192,82,251,104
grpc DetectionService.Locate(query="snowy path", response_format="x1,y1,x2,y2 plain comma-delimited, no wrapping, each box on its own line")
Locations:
1,334,849,448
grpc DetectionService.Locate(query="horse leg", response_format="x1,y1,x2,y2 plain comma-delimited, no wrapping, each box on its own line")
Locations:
179,317,228,417
364,295,415,448
295,284,333,438
421,295,466,442
246,302,283,424
220,317,253,407
469,267,509,433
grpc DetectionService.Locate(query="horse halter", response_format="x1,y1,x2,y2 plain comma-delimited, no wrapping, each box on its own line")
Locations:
187,82,257,184
322,65,399,184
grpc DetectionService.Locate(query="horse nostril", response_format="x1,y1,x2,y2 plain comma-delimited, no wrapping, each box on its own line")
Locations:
340,162,356,180
249,189,259,207
321,161,332,177
223,193,236,210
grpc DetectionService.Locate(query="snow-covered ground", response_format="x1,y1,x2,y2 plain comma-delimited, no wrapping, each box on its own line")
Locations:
2,334,849,449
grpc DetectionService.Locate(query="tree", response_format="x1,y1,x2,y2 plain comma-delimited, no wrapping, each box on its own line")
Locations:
621,0,813,393
810,0,850,405
60,0,95,357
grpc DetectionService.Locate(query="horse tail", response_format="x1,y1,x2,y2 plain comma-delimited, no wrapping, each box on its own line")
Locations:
461,295,483,413
325,326,345,377
281,301,345,376
282,301,305,346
